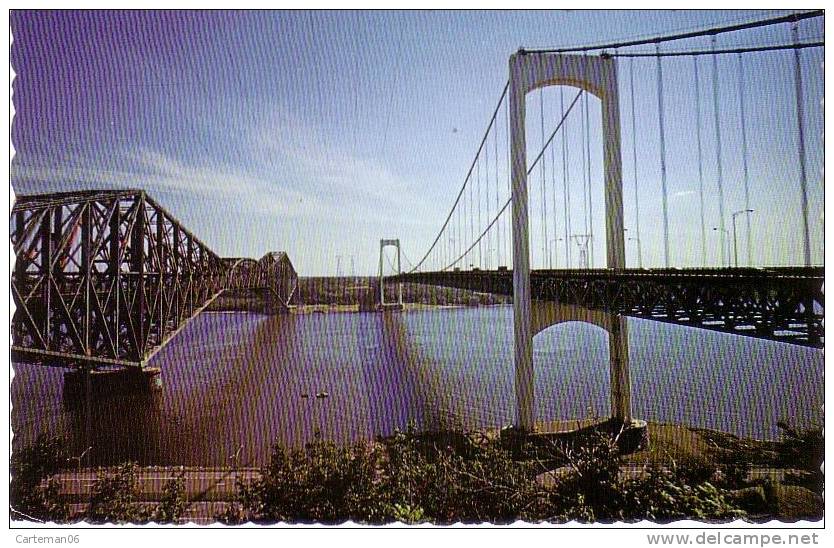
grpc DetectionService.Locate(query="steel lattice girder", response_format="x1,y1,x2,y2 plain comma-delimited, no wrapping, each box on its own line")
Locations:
393,268,824,348
222,253,298,307
258,251,298,307
11,190,225,368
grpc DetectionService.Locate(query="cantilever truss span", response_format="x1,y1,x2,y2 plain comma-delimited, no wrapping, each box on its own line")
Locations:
393,268,824,348
11,190,225,369
10,190,298,370
222,252,299,306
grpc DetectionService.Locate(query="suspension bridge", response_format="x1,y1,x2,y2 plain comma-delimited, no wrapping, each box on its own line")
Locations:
10,189,298,370
383,11,824,431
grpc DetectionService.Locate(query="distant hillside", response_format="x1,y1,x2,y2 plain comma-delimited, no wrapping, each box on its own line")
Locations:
298,277,510,306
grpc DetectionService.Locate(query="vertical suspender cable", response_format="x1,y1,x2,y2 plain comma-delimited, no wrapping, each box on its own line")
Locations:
792,22,811,267
485,124,490,268
580,90,589,267
506,91,512,269
561,86,572,268
550,98,558,269
457,184,462,262
694,56,706,267
629,57,643,269
737,53,752,266
476,156,481,267
540,88,548,269
495,102,500,269
583,57,594,268
711,35,727,267
452,187,461,266
656,42,670,268
468,154,473,266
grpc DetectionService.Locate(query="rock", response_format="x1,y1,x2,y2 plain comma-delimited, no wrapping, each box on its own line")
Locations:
727,486,768,514
767,484,823,521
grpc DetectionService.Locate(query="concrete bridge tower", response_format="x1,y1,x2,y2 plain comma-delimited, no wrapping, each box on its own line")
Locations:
378,239,404,310
509,52,630,431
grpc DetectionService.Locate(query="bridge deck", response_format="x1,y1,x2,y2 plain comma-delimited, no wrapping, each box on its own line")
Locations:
393,267,824,348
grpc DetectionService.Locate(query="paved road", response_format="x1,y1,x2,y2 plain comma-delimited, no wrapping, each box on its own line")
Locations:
54,466,262,501
51,467,264,523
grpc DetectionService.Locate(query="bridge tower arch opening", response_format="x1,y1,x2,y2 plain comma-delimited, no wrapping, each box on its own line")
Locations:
531,301,631,425
510,52,628,431
378,239,403,307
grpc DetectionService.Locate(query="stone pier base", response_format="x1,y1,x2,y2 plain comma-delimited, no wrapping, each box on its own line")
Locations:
63,367,161,401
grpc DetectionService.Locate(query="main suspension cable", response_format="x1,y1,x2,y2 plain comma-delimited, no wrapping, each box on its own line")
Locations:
523,10,822,54
602,41,823,57
444,90,583,271
408,81,509,273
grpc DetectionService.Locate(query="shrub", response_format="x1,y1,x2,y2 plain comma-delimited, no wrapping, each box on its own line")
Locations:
10,435,69,523
151,472,189,524
86,463,148,523
239,437,392,524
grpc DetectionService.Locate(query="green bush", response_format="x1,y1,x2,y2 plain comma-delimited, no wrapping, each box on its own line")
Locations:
152,472,188,524
232,427,747,524
238,437,391,524
86,463,190,524
10,435,69,523
86,463,148,523
12,428,754,524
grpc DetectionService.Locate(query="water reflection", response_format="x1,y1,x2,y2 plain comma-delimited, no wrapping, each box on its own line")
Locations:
11,307,824,467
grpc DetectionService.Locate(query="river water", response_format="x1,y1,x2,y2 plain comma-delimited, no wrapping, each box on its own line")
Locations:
11,307,823,467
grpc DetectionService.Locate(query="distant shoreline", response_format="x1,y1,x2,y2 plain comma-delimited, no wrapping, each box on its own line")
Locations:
290,303,501,314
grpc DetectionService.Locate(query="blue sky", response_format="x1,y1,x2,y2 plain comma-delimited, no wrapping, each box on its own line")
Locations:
10,10,824,275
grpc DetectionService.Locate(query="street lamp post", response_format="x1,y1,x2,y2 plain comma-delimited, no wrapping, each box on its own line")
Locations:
731,209,754,267
628,237,643,269
712,227,730,267
624,228,643,269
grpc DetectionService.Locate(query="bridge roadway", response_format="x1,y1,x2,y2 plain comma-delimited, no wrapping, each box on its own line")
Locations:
392,267,824,348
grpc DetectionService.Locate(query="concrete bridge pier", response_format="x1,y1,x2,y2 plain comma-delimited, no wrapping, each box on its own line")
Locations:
63,367,162,401
262,292,289,315
606,314,632,422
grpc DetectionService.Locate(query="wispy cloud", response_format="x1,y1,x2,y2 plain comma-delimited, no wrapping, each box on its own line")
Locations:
10,98,446,273
11,149,324,220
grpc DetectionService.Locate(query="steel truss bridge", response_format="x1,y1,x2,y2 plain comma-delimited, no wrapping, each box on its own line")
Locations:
10,190,297,370
394,267,824,348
